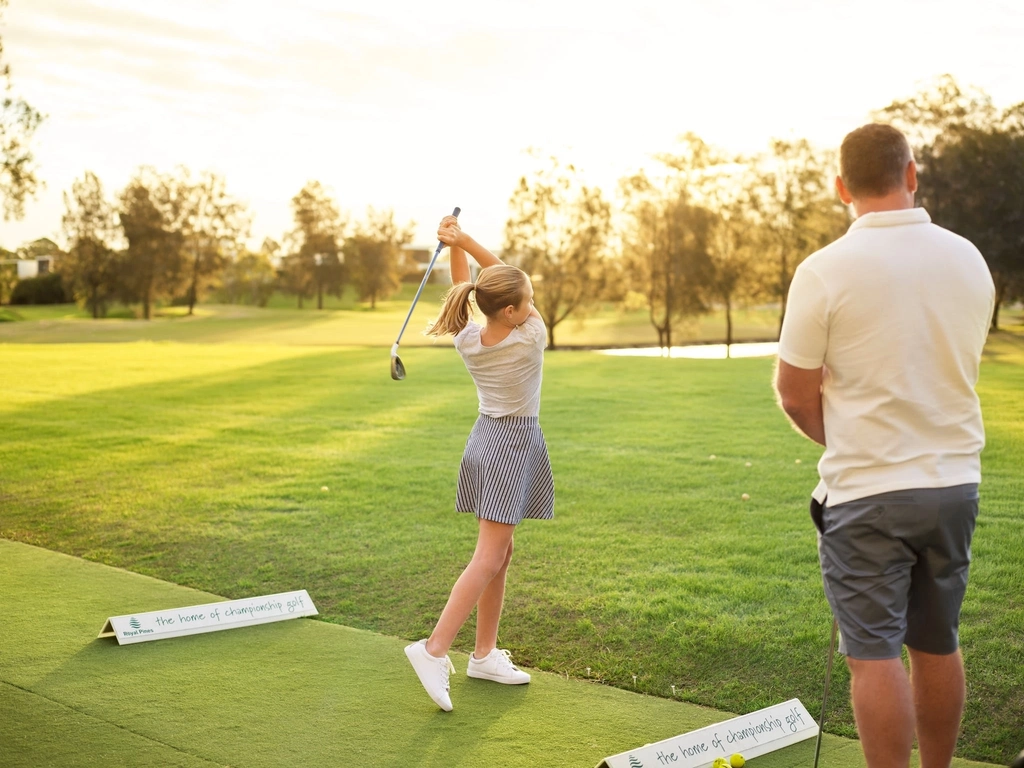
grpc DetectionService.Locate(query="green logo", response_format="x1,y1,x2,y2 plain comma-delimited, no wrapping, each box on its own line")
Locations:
129,617,141,629
628,756,644,768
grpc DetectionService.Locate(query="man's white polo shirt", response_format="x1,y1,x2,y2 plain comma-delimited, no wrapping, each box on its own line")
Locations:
779,207,995,506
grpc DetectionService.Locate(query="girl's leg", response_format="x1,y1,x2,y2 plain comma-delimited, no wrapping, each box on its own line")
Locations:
474,536,514,658
425,519,515,658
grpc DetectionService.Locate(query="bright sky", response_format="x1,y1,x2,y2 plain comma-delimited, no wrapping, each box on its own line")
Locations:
2,0,1022,251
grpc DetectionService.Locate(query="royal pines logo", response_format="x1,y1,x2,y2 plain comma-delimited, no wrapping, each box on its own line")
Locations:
129,617,141,630
628,756,644,768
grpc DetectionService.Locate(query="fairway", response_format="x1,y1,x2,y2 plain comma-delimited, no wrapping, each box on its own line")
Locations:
1,309,1022,765
0,289,781,349
4,539,901,768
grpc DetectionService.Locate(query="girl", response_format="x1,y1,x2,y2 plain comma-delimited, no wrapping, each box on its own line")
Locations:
404,214,554,712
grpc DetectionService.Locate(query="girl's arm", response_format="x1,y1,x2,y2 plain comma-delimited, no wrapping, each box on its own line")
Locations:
457,232,503,269
438,215,470,284
437,219,503,270
449,242,470,285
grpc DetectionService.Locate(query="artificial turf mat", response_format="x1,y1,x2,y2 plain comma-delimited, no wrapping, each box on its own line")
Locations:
0,539,997,768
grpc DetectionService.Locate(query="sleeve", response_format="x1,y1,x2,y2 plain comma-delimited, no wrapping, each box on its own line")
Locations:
778,263,829,370
453,320,479,352
518,315,547,349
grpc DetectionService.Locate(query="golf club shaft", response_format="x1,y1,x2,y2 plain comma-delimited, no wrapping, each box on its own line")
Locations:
391,206,460,355
813,617,839,768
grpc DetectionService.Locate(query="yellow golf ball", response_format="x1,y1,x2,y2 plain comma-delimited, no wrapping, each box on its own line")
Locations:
712,759,729,768
730,754,745,768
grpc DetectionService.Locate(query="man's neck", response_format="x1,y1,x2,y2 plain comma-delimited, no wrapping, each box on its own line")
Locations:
851,191,916,218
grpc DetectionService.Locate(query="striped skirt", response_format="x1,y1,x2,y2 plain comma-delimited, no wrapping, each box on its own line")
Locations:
456,415,555,525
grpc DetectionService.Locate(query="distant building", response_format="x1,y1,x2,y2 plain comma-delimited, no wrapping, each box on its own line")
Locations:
16,257,53,279
2,238,62,280
401,243,505,283
402,244,452,283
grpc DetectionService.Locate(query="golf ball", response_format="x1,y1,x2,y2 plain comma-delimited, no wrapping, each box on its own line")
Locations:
713,759,729,768
320,486,329,492
709,454,717,460
795,459,802,464
745,461,752,467
741,493,750,501
730,754,745,768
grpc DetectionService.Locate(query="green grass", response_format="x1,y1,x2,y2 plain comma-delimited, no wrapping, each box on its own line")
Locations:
0,286,781,348
1,538,927,768
1,310,1022,764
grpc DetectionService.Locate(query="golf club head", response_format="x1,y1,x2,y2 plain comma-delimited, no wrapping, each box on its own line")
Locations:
1010,749,1024,768
390,354,406,381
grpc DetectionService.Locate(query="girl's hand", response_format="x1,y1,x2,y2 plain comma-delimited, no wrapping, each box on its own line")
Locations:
437,216,464,247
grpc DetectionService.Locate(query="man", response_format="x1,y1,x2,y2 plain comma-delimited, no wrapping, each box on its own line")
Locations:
775,123,995,768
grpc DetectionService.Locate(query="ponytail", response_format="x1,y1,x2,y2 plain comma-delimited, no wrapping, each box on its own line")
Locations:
425,265,530,337
426,282,476,337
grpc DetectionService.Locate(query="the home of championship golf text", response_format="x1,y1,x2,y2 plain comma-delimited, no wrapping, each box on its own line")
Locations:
651,706,808,764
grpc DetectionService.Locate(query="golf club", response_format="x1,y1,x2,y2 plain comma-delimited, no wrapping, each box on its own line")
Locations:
390,206,461,380
813,617,839,768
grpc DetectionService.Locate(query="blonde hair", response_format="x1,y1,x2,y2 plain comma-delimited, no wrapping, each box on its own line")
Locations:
426,264,530,337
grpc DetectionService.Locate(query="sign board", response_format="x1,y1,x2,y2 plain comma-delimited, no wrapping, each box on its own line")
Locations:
98,590,318,645
596,698,818,768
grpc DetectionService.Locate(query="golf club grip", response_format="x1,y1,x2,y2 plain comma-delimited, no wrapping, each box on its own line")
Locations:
452,206,461,218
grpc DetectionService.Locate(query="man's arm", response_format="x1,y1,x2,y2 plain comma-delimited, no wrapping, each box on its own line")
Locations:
774,359,826,446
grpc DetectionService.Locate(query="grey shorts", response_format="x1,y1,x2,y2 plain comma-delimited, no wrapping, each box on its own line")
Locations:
815,484,979,660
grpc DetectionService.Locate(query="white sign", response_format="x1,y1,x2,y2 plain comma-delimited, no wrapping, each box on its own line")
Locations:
98,590,318,645
596,699,818,768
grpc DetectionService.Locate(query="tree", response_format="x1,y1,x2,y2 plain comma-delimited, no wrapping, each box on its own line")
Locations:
618,135,719,348
748,139,848,337
876,76,1024,330
118,170,184,319
873,73,997,148
915,124,1024,330
0,0,43,221
704,170,763,351
345,207,414,309
219,249,277,307
0,245,15,304
620,174,713,348
167,168,250,315
61,171,119,317
287,181,345,309
504,156,612,349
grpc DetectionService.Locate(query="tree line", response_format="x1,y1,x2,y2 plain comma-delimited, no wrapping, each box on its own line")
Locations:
2,170,417,318
3,73,1022,344
505,75,1024,347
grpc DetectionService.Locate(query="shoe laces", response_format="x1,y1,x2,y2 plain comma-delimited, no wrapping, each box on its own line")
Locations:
495,649,519,672
440,655,455,690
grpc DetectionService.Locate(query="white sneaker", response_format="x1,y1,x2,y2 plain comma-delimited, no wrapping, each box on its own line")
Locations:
466,648,531,684
404,640,455,711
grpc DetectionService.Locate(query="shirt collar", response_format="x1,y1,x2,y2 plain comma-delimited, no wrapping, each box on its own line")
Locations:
848,207,931,232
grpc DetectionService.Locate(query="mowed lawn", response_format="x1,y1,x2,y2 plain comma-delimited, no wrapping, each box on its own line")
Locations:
0,285,781,348
1,308,1022,763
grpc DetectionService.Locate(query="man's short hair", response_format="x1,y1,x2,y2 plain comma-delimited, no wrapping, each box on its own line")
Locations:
839,124,913,198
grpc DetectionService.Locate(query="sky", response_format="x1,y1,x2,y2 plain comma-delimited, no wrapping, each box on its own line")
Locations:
2,0,1022,251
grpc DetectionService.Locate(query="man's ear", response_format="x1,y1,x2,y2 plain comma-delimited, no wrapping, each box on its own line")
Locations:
835,175,853,205
906,160,918,194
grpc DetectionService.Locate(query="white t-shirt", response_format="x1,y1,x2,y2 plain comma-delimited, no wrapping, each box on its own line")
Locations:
779,207,995,506
453,314,547,418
